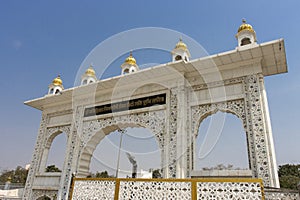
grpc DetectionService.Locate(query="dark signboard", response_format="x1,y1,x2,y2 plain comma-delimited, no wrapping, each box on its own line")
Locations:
84,93,166,117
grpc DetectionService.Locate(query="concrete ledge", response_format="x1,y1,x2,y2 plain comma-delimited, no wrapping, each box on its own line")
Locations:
264,187,299,200
190,170,252,178
33,173,61,189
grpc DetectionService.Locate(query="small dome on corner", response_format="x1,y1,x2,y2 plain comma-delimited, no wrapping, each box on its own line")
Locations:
237,19,255,34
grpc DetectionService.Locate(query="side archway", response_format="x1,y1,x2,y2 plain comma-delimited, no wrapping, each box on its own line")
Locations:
38,125,70,173
195,111,249,170
191,99,250,172
191,99,246,137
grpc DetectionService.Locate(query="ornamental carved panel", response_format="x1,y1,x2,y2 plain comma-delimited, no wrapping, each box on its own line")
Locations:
32,189,57,200
72,179,116,199
23,115,47,200
244,74,272,186
80,110,166,150
197,181,263,199
168,89,178,178
119,180,191,199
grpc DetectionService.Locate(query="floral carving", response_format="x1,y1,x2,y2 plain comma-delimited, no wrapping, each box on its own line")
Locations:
81,110,166,149
244,74,272,186
23,114,47,200
23,74,282,199
72,180,116,199
197,181,263,199
61,106,84,199
168,89,178,178
32,190,57,200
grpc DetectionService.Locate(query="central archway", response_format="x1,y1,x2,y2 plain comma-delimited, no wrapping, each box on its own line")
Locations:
90,127,161,178
76,110,166,177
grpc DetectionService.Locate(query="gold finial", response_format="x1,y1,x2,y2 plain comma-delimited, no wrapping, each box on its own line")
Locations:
52,74,63,86
124,51,136,65
237,19,255,33
175,38,187,51
85,64,96,76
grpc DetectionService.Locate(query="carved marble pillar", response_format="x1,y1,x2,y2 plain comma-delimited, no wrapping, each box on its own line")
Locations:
58,106,84,199
167,89,178,178
23,114,47,200
244,74,279,187
175,79,190,178
258,75,280,187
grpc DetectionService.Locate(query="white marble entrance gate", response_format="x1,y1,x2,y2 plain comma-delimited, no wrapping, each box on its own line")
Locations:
23,34,287,199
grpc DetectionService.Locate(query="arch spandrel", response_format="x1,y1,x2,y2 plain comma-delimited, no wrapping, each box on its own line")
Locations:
80,110,166,150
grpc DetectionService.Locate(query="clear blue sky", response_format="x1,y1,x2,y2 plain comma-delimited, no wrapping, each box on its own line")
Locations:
0,1,299,173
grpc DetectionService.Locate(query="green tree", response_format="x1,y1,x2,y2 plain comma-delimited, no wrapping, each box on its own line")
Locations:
95,171,110,178
45,165,61,172
152,169,162,178
0,169,14,183
0,166,28,185
88,171,114,178
278,164,300,190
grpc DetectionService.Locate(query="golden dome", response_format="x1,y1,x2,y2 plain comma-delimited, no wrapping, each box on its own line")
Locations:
237,19,255,33
175,38,188,51
124,52,136,65
85,65,96,76
52,75,62,86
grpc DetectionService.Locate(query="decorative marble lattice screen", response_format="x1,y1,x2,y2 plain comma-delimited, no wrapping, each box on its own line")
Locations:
71,178,265,200
118,180,191,199
197,181,263,200
71,179,116,200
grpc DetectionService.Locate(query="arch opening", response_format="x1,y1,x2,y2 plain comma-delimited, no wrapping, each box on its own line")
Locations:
175,55,182,61
36,195,51,200
193,111,249,175
54,89,60,94
43,132,67,173
123,68,129,74
78,124,161,178
241,37,251,46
